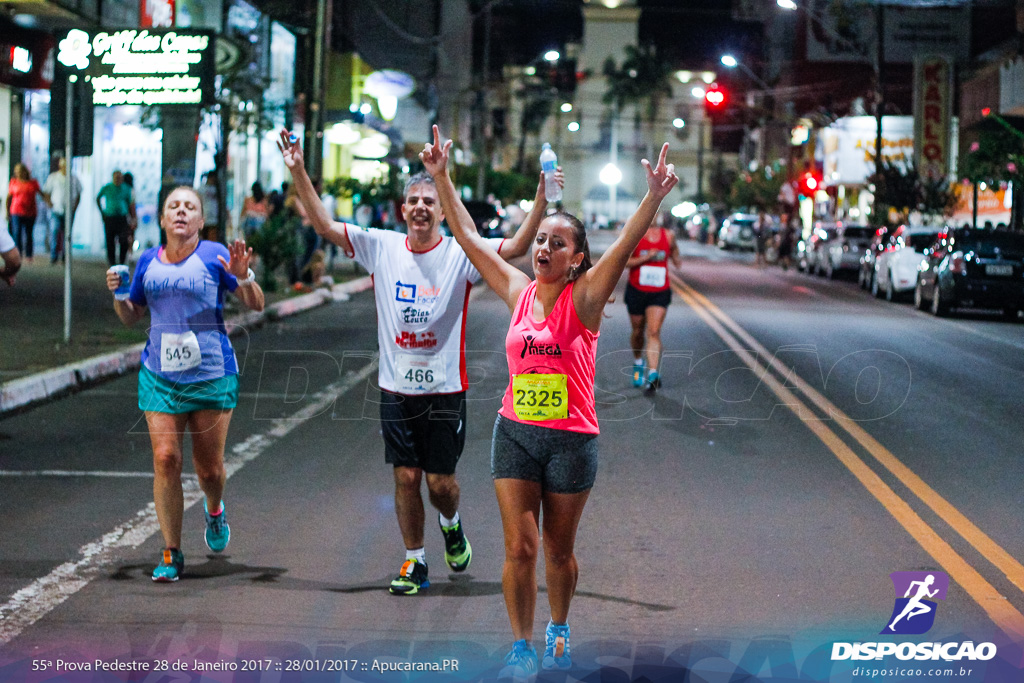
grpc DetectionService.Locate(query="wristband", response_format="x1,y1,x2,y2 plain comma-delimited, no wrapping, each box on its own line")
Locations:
236,268,256,286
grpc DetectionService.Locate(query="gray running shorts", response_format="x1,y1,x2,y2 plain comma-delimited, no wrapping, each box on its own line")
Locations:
490,414,598,494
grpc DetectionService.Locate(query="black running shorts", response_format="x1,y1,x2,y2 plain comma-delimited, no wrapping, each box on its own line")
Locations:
380,389,467,475
624,284,671,316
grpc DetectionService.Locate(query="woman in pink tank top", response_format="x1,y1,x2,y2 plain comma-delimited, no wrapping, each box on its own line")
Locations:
422,125,678,677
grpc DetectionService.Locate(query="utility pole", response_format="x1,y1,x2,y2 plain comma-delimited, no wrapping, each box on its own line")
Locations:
308,0,332,179
475,4,492,199
874,1,885,215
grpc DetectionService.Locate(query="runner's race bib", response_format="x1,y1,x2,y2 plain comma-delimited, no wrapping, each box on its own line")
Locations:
512,373,568,421
160,331,202,372
638,264,667,288
395,353,446,393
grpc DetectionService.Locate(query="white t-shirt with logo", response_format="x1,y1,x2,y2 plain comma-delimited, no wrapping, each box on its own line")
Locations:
345,225,504,395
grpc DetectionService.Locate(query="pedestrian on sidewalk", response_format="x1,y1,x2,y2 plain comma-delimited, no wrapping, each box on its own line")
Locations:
279,129,557,597
105,185,265,582
96,170,135,266
0,223,21,286
421,125,677,677
6,163,43,262
42,155,82,264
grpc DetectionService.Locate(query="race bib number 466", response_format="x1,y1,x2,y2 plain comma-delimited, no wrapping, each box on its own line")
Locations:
512,373,568,421
160,331,202,373
395,353,446,393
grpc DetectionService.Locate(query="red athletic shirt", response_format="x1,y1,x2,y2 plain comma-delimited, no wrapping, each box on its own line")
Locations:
627,227,672,292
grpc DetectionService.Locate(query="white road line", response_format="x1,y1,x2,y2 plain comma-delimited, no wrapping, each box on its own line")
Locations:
0,360,378,646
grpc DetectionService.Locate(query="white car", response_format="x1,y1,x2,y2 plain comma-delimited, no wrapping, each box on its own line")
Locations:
717,213,759,250
872,225,941,301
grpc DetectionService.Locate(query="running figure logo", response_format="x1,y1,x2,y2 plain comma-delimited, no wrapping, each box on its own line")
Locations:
881,571,949,635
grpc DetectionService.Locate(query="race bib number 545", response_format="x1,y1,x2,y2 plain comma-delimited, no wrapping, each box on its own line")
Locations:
512,373,568,421
160,331,202,373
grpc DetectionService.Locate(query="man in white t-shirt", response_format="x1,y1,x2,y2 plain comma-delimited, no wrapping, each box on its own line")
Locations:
279,130,558,595
42,156,82,264
0,228,21,286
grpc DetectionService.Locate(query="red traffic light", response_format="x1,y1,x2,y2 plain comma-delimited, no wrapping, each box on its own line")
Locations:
704,87,726,109
798,171,821,196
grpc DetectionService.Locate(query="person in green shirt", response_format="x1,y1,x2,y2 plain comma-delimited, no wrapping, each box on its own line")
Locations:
96,170,136,266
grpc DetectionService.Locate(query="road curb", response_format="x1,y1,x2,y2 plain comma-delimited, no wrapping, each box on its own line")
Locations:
0,275,374,417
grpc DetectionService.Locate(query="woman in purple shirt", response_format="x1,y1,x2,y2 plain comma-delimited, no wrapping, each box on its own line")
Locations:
106,186,264,582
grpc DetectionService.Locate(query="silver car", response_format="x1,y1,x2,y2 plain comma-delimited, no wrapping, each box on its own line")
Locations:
717,213,759,251
822,223,873,279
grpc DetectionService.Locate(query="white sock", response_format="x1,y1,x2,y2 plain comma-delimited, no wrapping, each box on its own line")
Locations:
633,358,644,366
439,511,460,528
406,547,426,563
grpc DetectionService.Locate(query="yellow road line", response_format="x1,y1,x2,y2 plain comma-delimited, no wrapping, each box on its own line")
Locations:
671,280,1024,642
674,274,1024,598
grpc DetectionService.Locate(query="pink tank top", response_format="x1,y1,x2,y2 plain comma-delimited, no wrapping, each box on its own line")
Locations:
499,280,600,434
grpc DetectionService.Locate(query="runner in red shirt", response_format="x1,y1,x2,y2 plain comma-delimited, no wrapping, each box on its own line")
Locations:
624,214,681,392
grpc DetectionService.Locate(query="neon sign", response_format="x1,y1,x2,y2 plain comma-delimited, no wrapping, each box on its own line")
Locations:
57,28,214,107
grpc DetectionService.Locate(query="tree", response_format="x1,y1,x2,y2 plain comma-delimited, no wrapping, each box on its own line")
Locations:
868,161,955,225
602,45,674,160
729,165,785,212
960,119,1024,230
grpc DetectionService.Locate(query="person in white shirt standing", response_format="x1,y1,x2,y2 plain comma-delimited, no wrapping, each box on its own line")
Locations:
278,129,561,595
42,156,82,264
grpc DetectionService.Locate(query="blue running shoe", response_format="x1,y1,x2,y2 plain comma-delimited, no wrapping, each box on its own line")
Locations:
542,621,571,670
499,640,537,682
204,500,230,552
632,360,645,388
643,370,661,394
152,548,184,582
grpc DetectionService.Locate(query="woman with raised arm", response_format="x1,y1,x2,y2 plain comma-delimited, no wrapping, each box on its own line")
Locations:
421,125,678,679
105,186,264,582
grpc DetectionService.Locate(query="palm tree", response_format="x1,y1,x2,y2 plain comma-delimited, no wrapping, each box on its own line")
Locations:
602,45,674,160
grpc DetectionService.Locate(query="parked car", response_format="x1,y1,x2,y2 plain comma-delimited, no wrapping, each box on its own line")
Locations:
717,213,758,250
858,226,892,290
872,225,941,301
822,223,873,279
914,227,1024,318
798,222,838,275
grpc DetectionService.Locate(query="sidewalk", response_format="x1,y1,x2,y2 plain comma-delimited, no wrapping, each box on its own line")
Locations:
0,254,371,416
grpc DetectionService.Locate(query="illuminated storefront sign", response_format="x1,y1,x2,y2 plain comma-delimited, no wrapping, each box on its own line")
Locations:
57,28,214,107
914,56,952,181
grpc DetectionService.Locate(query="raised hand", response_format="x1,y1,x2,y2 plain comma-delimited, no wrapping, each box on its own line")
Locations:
277,129,304,170
419,124,452,178
217,239,254,279
641,143,679,201
536,166,565,202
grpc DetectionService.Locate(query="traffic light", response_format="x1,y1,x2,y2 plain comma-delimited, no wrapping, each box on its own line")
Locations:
704,86,727,112
797,171,822,197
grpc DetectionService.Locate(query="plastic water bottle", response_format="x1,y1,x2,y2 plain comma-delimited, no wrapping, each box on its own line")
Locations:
540,143,562,203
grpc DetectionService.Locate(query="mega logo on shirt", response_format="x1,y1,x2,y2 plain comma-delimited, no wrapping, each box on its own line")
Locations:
520,334,562,359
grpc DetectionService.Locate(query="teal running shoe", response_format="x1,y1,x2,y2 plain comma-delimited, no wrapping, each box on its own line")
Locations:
632,360,645,387
204,500,230,552
499,639,537,682
643,370,661,394
439,516,472,572
542,621,571,670
152,548,184,582
389,558,429,595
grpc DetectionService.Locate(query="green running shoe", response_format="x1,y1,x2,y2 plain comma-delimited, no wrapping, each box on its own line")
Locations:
439,516,472,572
389,558,429,595
542,620,571,670
204,500,230,552
499,640,537,682
152,548,184,582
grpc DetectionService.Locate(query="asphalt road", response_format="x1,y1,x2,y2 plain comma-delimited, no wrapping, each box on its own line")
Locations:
1,239,1023,682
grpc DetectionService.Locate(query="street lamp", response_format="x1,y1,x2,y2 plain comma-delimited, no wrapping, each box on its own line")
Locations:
600,162,622,223
776,0,797,9
720,53,769,90
544,50,560,62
